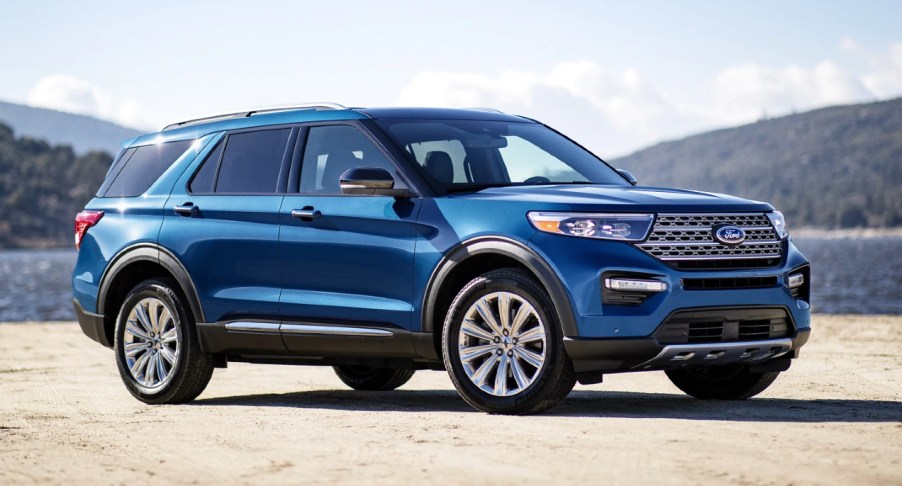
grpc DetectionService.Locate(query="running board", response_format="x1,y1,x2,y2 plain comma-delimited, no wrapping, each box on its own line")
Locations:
633,338,793,370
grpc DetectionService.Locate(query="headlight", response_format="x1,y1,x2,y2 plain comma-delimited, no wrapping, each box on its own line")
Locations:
527,212,654,241
766,211,788,239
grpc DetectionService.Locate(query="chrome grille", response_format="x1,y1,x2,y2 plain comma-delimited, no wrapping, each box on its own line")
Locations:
636,213,783,266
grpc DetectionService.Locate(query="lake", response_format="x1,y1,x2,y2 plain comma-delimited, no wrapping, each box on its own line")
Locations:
0,236,899,322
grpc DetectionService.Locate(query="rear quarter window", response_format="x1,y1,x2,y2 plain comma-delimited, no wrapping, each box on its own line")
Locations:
100,140,193,197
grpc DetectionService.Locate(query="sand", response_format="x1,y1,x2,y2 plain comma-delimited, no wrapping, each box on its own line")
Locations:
1,315,900,485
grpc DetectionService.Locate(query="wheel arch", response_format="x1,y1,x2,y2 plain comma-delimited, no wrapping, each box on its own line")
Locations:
421,236,578,339
97,244,206,346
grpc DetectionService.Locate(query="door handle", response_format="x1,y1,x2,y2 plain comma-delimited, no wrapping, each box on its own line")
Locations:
174,203,199,217
291,207,322,221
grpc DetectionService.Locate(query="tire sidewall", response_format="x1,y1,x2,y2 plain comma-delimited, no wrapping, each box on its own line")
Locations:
443,272,565,413
114,280,187,401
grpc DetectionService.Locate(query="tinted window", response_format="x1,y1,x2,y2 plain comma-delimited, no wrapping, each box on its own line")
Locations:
189,141,222,193
102,140,193,197
301,125,396,194
376,119,627,190
216,129,291,193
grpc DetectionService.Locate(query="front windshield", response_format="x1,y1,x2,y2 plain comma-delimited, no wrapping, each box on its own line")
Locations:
374,119,628,192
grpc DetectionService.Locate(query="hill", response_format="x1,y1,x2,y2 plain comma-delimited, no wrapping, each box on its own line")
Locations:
613,98,902,228
0,123,112,248
0,100,141,155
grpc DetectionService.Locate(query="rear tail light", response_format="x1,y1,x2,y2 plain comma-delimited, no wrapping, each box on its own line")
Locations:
74,210,104,249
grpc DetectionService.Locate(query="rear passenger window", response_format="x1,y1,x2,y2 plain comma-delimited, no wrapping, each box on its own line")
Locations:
189,141,222,193
101,140,193,197
215,129,291,193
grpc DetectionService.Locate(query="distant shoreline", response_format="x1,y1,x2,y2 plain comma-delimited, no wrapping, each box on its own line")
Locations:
791,227,902,239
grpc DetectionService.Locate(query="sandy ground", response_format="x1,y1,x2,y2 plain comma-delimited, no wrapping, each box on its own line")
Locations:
0,315,900,485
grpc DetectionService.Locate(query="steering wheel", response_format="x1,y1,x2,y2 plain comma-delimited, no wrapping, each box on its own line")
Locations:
524,176,551,184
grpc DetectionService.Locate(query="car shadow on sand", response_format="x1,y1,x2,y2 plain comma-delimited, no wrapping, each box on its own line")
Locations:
193,389,902,422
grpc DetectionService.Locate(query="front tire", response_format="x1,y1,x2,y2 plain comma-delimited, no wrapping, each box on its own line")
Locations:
114,278,214,404
333,365,415,391
665,365,780,400
442,268,575,414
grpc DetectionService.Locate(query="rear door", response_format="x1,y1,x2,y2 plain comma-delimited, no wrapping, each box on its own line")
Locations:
160,127,296,324
278,123,422,332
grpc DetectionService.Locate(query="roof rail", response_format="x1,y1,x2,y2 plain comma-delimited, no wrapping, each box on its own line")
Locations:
466,107,506,114
161,102,348,130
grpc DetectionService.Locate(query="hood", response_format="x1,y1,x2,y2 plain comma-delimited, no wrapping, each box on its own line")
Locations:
444,184,774,212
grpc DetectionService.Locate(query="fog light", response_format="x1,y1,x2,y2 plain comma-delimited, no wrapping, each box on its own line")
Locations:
604,278,667,292
787,273,804,289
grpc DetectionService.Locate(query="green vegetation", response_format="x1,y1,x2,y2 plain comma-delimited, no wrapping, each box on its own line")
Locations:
0,123,112,248
614,97,902,229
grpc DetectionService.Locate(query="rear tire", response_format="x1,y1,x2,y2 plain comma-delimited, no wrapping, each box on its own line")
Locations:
114,278,214,404
442,268,575,415
333,365,415,391
665,365,780,400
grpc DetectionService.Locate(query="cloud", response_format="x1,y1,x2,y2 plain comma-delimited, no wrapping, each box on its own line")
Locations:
398,40,902,156
26,74,152,129
708,61,873,123
399,62,684,156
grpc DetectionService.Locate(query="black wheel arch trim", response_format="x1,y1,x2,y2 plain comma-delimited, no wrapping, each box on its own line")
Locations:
97,243,206,324
422,235,578,336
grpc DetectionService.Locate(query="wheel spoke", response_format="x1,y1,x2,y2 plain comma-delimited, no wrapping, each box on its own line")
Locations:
144,353,157,386
125,342,148,358
510,356,530,390
158,307,172,334
459,344,497,363
516,326,545,344
514,346,544,369
155,353,168,381
510,302,535,335
493,354,509,395
148,300,161,333
497,293,511,329
160,346,177,366
460,319,494,342
471,355,498,386
126,321,151,341
475,298,503,335
161,328,178,344
134,304,153,334
130,351,150,377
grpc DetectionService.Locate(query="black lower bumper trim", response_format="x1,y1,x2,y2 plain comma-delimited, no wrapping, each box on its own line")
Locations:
564,329,810,374
73,298,110,348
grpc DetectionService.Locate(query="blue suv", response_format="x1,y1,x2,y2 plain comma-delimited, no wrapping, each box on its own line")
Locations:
72,103,811,414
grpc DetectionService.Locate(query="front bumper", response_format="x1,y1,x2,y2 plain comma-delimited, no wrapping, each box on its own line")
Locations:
565,328,810,374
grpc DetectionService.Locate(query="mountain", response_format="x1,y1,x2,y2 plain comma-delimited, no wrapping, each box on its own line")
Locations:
613,98,902,228
0,100,142,155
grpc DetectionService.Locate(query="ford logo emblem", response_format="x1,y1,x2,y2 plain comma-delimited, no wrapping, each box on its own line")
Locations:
714,225,746,245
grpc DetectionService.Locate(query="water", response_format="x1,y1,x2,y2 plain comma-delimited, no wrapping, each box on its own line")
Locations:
0,236,899,321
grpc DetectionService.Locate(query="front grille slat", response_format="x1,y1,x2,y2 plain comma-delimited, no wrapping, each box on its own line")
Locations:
636,213,784,269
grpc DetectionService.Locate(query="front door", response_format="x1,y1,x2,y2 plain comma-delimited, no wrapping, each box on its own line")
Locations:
278,124,421,331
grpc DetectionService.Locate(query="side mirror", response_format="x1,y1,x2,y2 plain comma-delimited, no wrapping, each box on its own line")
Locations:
616,168,638,185
340,167,411,197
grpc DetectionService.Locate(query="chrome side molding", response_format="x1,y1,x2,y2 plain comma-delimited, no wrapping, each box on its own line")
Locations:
224,322,281,333
224,321,393,338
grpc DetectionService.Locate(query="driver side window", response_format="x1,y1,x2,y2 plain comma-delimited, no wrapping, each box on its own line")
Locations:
300,125,397,194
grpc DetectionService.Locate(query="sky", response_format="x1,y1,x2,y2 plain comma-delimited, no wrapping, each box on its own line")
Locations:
1,0,900,157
